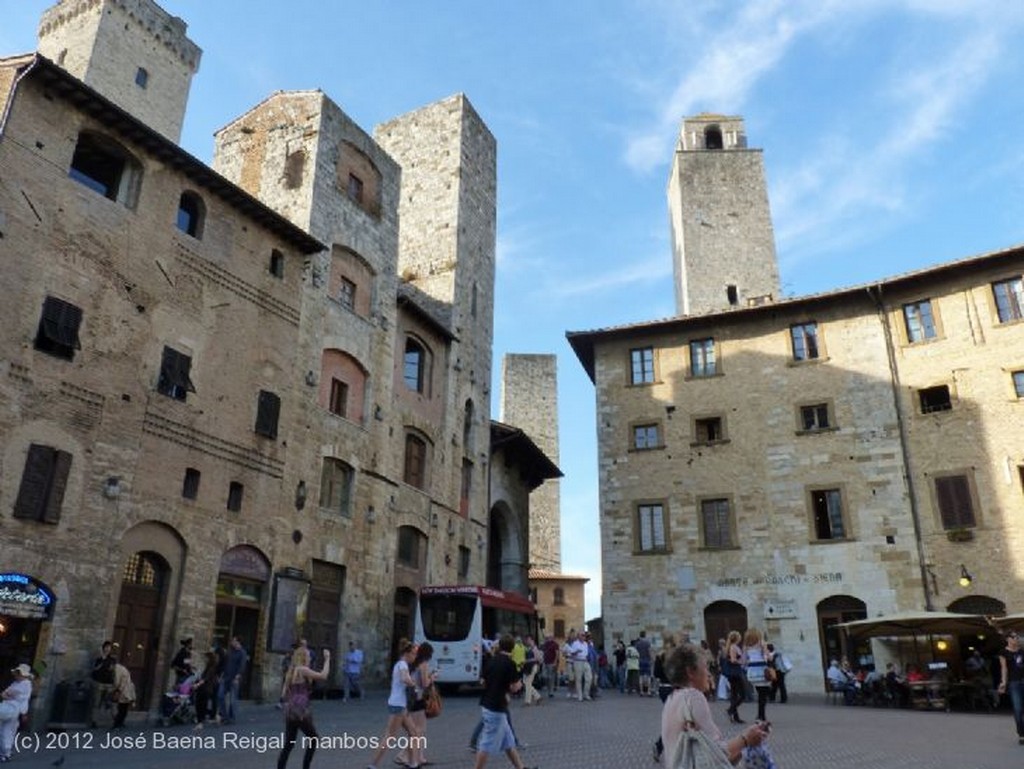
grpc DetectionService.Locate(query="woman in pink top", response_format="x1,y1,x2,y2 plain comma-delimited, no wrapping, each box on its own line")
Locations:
661,644,768,768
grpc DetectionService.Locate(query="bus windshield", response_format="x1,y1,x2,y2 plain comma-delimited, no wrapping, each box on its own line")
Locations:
419,593,478,642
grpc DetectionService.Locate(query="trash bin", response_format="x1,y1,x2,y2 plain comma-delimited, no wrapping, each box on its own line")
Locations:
48,680,92,729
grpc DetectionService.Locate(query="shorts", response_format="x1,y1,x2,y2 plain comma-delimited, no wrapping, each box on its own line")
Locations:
639,661,652,675
387,705,405,715
476,707,516,754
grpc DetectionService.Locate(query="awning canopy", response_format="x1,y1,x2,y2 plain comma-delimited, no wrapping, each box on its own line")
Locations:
990,613,1024,633
836,610,994,638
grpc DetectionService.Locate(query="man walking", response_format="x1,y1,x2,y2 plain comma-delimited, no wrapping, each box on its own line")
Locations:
344,640,363,701
473,635,536,769
217,636,248,724
541,634,559,698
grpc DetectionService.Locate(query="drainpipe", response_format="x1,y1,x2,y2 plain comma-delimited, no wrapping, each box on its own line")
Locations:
867,285,933,610
0,55,40,138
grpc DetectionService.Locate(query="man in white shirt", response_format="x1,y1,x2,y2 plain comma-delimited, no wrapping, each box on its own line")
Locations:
565,631,592,702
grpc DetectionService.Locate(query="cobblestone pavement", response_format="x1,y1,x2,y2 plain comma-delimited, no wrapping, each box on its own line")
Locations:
10,689,1023,768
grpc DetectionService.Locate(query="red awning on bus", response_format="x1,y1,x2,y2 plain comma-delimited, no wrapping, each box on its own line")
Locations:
420,585,534,613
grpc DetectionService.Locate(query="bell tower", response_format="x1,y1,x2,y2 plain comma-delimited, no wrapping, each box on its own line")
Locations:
667,114,780,316
37,0,201,143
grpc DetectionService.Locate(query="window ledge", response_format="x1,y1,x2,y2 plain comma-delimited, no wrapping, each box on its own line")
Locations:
684,372,724,382
697,545,740,552
787,356,830,367
795,427,840,436
317,506,353,521
902,336,944,347
633,548,673,556
629,445,666,453
809,537,856,545
689,439,731,447
627,380,663,388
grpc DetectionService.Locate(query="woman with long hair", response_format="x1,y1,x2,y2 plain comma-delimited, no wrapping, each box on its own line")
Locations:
276,645,330,769
742,627,771,723
661,644,768,768
724,630,746,723
396,642,434,767
367,640,422,769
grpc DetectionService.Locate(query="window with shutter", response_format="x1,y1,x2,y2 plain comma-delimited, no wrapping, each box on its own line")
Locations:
935,475,975,529
35,297,83,360
254,390,280,439
13,444,72,523
157,347,195,401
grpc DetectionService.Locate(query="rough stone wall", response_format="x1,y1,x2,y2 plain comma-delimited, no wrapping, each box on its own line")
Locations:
376,95,497,538
37,0,201,142
668,115,780,316
501,354,561,571
530,576,587,641
594,293,925,694
0,72,310,707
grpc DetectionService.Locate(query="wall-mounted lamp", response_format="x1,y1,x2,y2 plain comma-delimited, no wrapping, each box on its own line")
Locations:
959,564,973,588
476,533,485,550
294,480,307,511
366,506,376,524
447,519,456,536
103,477,122,499
925,564,940,597
431,513,439,528
936,639,949,651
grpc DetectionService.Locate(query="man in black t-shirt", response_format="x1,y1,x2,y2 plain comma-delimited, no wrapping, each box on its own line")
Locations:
89,640,117,727
474,635,535,769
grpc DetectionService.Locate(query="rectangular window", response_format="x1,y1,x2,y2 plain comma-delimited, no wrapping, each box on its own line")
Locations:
701,498,733,549
630,347,655,384
694,417,723,443
790,322,820,361
404,434,427,489
227,481,244,512
35,296,83,360
254,390,281,439
458,545,471,578
347,173,364,204
811,488,845,540
636,503,667,553
553,619,566,639
903,300,937,342
800,403,831,431
992,277,1024,323
182,468,201,500
404,338,427,393
689,338,717,377
339,278,356,309
1013,371,1024,399
935,475,975,529
919,385,952,414
157,346,195,401
13,444,72,524
397,527,420,568
319,458,353,516
329,378,348,417
135,67,148,88
633,424,660,450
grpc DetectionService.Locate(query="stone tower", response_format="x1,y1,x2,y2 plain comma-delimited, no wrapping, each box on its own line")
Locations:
667,114,780,316
500,354,561,572
37,0,201,143
375,94,497,513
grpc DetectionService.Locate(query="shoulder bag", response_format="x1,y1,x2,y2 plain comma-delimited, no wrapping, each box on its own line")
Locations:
423,683,443,719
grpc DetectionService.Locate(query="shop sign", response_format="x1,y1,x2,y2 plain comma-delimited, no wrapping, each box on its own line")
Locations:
0,573,55,619
714,572,843,588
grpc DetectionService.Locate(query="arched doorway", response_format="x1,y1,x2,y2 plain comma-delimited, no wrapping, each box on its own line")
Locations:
948,595,1006,672
704,600,748,650
114,551,168,708
216,545,270,699
487,502,525,594
391,586,417,663
817,595,868,680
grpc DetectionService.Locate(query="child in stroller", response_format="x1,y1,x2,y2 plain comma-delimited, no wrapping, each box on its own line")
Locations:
160,673,197,726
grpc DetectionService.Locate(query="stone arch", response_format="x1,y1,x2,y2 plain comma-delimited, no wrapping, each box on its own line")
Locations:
947,595,1006,616
487,500,525,594
703,599,748,649
704,124,724,150
816,594,867,678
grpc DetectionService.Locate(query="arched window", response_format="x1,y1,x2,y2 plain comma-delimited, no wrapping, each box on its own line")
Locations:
403,337,430,394
704,125,724,150
69,131,142,208
176,191,205,238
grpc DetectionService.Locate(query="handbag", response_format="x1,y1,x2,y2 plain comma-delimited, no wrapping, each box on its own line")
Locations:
765,666,778,684
423,683,442,719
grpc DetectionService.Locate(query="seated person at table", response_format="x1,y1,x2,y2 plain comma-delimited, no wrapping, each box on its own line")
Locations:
905,663,926,683
885,663,910,707
827,659,857,705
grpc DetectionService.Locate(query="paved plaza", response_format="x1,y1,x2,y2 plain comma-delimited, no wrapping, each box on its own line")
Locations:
8,688,1023,769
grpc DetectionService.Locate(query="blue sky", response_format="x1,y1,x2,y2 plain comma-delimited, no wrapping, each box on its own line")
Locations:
6,1,1024,620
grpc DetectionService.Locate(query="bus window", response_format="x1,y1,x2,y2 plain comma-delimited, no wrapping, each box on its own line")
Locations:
420,594,477,641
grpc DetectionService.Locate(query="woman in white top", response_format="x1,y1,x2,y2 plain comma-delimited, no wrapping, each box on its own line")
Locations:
661,644,767,769
367,640,421,769
742,627,771,723
0,664,33,762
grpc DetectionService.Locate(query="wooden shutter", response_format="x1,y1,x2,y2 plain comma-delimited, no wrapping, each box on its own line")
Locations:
13,444,70,523
255,390,280,438
936,475,974,528
44,450,72,523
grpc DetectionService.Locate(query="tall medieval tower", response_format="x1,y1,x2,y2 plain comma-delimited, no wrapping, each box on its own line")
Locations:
500,354,561,572
667,114,780,316
37,0,201,143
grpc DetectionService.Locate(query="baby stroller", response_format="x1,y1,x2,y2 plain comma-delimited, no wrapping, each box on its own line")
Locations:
159,675,197,726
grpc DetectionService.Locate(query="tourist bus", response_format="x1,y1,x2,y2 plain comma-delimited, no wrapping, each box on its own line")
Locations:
414,584,537,688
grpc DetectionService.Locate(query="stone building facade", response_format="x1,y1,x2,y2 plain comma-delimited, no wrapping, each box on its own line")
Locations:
0,0,559,716
529,569,588,643
568,114,1024,693
501,354,561,572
